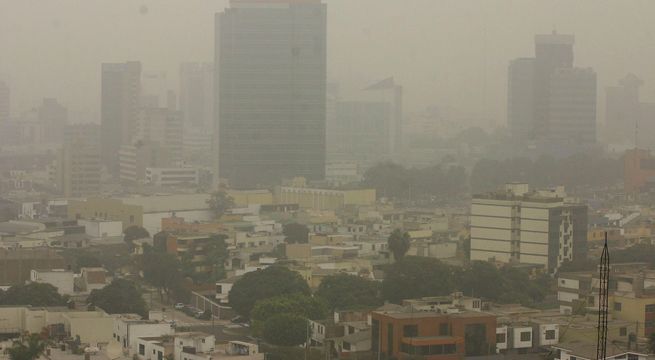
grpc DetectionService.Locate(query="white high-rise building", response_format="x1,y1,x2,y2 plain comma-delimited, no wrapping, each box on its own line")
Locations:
470,183,587,272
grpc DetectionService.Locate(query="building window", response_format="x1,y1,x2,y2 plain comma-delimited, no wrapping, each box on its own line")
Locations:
620,327,627,336
520,331,531,342
646,304,655,313
138,344,145,355
343,342,351,351
439,323,450,336
545,330,556,340
496,333,506,343
444,344,456,354
614,302,622,311
472,300,481,308
628,354,639,360
403,325,418,337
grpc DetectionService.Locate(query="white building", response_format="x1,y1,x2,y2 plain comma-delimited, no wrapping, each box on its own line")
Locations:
470,183,587,272
79,219,122,239
174,332,215,360
30,269,74,295
113,315,174,354
146,167,199,187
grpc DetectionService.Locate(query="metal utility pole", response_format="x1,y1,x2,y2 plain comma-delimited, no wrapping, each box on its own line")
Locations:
596,232,610,360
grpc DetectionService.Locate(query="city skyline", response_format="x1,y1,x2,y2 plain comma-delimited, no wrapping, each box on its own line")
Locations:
3,1,655,127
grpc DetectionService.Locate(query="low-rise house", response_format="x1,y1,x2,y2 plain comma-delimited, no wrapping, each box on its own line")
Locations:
174,332,215,360
0,306,113,344
80,267,108,292
553,343,649,360
215,276,240,304
30,269,74,295
113,314,174,354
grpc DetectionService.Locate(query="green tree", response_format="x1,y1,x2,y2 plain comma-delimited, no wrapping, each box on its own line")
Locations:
7,334,48,360
0,283,67,306
123,225,150,244
207,190,235,218
316,274,382,310
283,223,310,244
203,234,229,281
262,313,308,347
228,266,310,318
142,244,184,299
381,256,454,304
251,294,328,335
153,231,171,252
388,229,410,261
88,279,148,317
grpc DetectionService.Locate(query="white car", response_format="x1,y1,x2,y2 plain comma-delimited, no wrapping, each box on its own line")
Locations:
174,303,185,310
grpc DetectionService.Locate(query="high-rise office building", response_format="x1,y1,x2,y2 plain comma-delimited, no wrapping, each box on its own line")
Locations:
180,63,213,129
605,74,643,146
37,98,68,144
56,124,102,197
0,81,9,123
508,33,596,152
215,0,327,188
101,61,142,174
548,67,597,145
327,101,392,169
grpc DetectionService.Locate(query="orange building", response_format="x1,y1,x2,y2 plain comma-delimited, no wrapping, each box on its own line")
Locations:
161,216,225,234
624,148,655,193
371,309,497,360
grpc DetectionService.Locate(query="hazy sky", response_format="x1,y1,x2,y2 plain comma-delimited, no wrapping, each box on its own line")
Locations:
2,0,655,127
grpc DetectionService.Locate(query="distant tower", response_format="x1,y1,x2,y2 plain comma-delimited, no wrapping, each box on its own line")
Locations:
596,233,609,360
101,61,142,175
0,80,9,123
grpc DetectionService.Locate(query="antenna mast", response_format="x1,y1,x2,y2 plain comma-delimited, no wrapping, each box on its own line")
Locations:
596,232,610,360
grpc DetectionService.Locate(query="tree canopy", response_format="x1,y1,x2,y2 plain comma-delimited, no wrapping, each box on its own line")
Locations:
251,293,328,336
388,229,410,261
470,154,622,194
316,274,382,310
7,334,48,360
123,225,150,243
261,313,308,347
207,190,235,218
283,223,310,244
88,279,147,317
381,257,552,306
228,266,310,318
381,256,455,303
363,162,467,200
0,283,67,307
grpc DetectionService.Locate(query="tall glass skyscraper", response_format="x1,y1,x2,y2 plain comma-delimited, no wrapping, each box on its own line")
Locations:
215,0,327,188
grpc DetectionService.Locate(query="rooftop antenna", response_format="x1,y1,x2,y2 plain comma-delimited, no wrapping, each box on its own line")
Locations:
596,232,610,360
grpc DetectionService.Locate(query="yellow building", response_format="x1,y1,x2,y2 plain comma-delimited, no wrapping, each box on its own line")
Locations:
611,293,655,337
275,186,375,211
226,189,274,207
68,197,142,229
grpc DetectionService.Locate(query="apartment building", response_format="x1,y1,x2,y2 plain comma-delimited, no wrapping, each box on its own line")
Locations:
470,183,587,272
371,307,497,359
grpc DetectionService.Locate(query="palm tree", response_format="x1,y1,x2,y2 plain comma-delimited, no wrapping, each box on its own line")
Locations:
8,334,48,360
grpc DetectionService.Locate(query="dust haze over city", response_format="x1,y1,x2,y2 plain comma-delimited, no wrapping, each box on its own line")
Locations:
2,1,655,359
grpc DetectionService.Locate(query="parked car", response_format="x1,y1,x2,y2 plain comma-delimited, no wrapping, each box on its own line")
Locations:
174,303,185,310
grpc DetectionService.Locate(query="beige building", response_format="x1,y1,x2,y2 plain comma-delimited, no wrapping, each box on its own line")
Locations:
55,124,101,198
274,179,375,211
68,194,213,234
226,189,274,207
0,307,113,344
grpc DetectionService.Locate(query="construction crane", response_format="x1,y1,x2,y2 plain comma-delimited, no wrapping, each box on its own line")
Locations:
596,232,610,360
